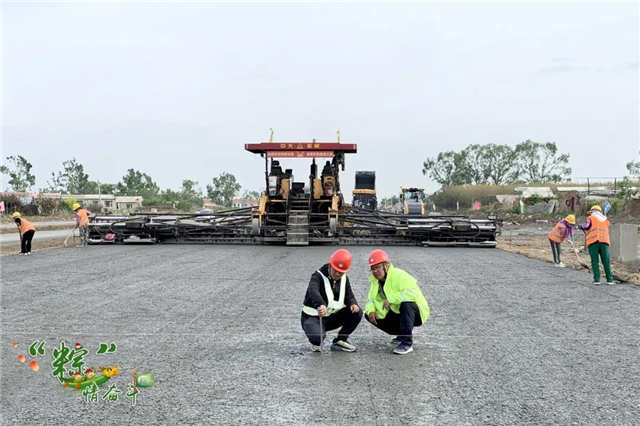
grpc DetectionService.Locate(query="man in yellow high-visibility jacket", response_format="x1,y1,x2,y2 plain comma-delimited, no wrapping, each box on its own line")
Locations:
364,249,430,355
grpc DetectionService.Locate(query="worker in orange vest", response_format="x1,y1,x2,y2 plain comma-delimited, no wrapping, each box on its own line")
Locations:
547,214,576,267
73,203,92,246
12,212,36,255
579,205,613,285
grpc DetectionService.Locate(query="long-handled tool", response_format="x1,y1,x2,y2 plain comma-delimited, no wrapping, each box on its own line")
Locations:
570,239,626,283
318,315,324,354
570,240,590,270
63,228,77,248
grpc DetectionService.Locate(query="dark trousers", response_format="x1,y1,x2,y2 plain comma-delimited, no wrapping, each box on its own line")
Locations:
365,302,422,345
21,230,35,253
301,307,363,346
549,239,561,263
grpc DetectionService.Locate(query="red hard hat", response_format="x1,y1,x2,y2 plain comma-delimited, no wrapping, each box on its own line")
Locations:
329,249,352,273
368,249,389,267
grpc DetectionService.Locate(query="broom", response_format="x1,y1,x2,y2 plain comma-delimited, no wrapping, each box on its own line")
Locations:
63,228,77,248
570,240,626,283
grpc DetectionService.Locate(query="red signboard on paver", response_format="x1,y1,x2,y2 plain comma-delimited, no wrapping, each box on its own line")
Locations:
245,143,357,154
266,150,334,158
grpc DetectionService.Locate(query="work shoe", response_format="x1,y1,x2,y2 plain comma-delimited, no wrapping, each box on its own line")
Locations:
606,281,615,285
331,339,356,352
310,345,321,352
393,343,413,355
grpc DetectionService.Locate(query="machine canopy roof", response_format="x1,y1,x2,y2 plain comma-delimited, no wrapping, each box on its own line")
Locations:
245,142,357,158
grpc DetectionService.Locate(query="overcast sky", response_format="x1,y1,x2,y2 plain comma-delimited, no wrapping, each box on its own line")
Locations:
2,1,638,198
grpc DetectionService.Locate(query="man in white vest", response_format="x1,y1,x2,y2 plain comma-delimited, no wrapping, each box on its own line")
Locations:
301,248,362,352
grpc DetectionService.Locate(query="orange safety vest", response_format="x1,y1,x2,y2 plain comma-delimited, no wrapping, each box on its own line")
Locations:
76,209,90,227
548,221,567,243
585,214,610,247
18,218,36,235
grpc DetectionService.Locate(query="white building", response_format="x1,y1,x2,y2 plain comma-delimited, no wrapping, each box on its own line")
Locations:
2,192,143,213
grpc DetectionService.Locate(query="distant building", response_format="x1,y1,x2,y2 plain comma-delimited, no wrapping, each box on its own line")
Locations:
232,198,258,208
514,187,554,198
202,199,225,210
72,194,116,211
0,192,143,214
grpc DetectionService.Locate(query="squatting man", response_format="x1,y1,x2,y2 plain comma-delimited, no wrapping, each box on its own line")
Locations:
301,248,430,355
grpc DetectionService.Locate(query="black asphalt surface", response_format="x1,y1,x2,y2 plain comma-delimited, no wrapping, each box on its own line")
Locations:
1,245,639,425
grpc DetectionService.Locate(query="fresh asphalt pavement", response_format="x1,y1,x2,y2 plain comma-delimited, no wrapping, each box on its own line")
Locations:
1,245,638,425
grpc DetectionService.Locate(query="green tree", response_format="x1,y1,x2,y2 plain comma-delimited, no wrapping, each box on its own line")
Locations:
156,180,202,211
83,181,116,195
481,144,519,185
459,144,490,185
616,177,638,201
0,155,36,191
116,169,160,197
512,140,571,183
626,152,640,178
380,195,400,209
100,183,117,194
48,158,91,194
206,172,241,207
179,179,203,208
242,189,261,200
422,151,469,187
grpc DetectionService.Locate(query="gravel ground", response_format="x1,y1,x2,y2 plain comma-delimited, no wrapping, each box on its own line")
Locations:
1,245,639,425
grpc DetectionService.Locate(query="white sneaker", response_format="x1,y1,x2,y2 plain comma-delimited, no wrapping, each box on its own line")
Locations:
311,345,321,352
606,281,615,285
593,281,600,285
331,339,356,352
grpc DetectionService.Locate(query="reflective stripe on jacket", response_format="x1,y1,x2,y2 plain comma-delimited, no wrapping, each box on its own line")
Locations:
585,212,610,246
302,270,346,316
548,221,567,243
364,263,430,323
18,218,36,235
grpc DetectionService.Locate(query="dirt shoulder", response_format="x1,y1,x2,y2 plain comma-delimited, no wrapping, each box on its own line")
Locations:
1,238,67,256
497,232,640,285
0,224,73,235
0,214,75,224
